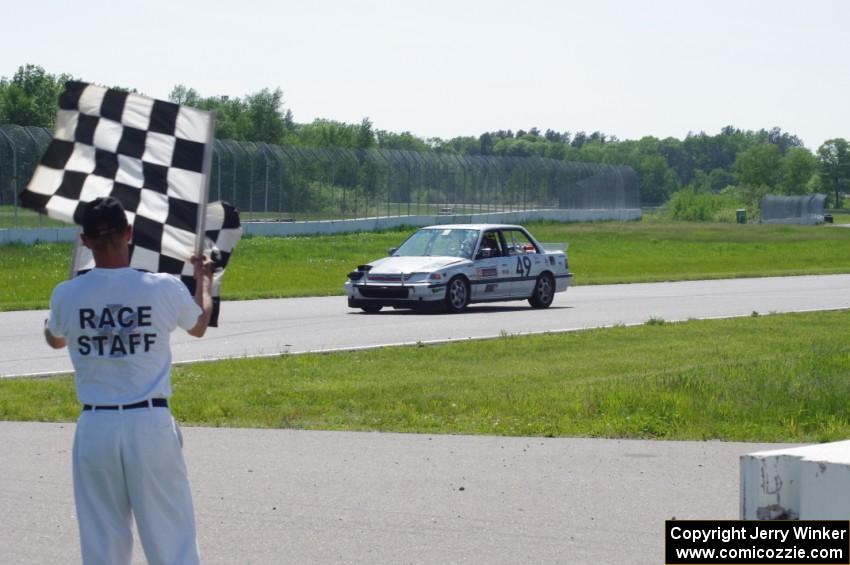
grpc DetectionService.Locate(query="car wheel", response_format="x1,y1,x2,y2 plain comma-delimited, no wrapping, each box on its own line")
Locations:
528,273,555,309
444,276,469,313
361,305,383,313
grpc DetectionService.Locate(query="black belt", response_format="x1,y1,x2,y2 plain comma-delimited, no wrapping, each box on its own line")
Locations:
82,398,168,411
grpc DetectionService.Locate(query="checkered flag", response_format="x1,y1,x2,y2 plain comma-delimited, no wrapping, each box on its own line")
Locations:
20,81,241,325
70,200,241,326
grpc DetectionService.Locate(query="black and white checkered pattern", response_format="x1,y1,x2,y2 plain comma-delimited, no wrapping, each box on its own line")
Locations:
70,200,242,326
194,200,242,326
21,81,212,277
21,81,242,325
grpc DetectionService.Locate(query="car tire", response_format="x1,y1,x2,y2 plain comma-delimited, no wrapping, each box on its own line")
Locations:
444,276,469,313
361,305,383,313
528,273,555,309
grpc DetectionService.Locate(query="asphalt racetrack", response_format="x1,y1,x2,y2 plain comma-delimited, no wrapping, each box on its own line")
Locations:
1,274,845,563
2,274,849,377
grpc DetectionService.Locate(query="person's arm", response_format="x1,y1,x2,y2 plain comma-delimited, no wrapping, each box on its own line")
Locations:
187,255,214,338
43,318,67,349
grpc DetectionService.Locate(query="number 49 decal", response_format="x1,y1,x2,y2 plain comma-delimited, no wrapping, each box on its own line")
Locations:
515,256,532,277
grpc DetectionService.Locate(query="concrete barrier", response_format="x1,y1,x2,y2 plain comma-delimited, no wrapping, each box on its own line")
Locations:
761,216,824,225
243,208,641,237
740,440,850,519
0,226,79,245
2,208,641,244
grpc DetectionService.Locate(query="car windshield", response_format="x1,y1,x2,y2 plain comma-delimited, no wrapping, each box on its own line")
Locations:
394,228,480,259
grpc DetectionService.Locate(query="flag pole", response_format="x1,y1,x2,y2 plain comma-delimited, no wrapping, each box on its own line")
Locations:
68,229,83,280
194,111,217,259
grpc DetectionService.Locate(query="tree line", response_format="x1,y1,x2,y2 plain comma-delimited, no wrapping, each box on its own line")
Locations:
2,64,848,208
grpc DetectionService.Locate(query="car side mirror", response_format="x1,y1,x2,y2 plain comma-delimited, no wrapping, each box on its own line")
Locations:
388,247,397,255
476,248,493,260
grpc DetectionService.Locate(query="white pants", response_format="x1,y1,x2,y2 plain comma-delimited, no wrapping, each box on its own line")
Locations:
73,406,200,565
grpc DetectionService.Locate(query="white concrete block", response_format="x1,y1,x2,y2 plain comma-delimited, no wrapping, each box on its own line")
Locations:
0,227,78,245
242,208,642,237
741,440,850,519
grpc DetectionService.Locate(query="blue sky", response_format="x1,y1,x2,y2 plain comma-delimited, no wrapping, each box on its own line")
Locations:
3,0,847,149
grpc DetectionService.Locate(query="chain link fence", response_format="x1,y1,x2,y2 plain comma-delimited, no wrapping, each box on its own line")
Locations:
760,193,827,224
1,124,639,229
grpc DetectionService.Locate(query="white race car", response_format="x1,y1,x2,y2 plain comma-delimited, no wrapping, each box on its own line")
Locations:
345,224,573,313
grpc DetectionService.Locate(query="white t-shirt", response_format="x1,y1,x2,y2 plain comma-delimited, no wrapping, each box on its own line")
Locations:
47,268,202,405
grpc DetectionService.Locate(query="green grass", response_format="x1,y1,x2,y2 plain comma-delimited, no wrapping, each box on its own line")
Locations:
0,242,74,310
222,230,407,300
530,220,850,284
0,206,66,229
2,310,849,443
4,220,850,311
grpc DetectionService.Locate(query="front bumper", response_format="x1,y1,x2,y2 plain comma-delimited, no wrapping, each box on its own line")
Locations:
344,281,446,309
557,273,573,292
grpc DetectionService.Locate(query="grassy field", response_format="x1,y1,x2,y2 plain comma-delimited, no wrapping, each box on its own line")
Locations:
3,220,850,311
0,206,66,229
1,242,73,310
2,310,849,443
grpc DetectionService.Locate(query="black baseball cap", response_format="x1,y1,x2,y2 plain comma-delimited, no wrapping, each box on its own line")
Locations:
82,196,128,238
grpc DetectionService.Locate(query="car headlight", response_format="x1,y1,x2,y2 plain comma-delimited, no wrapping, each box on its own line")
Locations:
429,273,442,281
403,272,430,282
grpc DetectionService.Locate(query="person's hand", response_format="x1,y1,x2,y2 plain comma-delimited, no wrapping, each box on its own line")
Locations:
191,254,214,283
188,256,214,337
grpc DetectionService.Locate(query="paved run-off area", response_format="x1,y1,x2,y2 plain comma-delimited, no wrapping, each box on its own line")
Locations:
0,422,792,564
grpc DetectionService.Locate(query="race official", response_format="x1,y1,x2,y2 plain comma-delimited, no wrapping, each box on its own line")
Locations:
43,196,213,565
